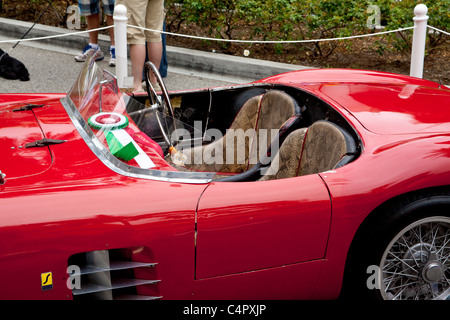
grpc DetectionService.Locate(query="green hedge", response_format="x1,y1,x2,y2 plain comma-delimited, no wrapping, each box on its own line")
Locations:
166,0,449,56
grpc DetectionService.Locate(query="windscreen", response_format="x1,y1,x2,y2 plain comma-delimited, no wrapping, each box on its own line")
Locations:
64,53,213,183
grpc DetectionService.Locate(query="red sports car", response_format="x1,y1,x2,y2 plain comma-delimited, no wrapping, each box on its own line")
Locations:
0,54,449,300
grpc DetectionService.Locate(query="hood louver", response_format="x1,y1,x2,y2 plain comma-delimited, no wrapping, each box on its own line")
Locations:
68,247,162,300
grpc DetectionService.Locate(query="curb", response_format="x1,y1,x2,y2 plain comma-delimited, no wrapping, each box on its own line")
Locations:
0,17,312,81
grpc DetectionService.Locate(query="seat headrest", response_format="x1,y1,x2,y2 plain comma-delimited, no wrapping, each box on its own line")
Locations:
299,120,356,176
260,90,301,116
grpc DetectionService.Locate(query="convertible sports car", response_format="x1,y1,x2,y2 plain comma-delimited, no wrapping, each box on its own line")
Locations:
0,53,449,300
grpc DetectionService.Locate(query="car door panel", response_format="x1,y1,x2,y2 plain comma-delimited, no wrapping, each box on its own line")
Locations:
196,174,331,279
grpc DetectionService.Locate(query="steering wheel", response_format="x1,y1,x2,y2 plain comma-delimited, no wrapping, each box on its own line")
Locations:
143,61,177,154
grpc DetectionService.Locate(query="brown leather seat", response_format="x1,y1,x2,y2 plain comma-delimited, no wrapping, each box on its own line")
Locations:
181,94,262,173
248,90,300,169
260,120,357,181
178,90,300,174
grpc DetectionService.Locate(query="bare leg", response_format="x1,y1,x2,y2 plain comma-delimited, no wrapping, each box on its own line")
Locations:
86,13,100,45
105,15,115,47
147,41,162,83
130,41,162,91
130,43,146,91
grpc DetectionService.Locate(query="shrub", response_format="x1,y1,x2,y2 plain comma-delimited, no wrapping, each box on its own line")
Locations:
378,0,450,50
165,0,449,56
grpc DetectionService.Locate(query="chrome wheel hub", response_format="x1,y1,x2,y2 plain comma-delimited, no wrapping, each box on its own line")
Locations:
380,217,450,300
422,261,444,283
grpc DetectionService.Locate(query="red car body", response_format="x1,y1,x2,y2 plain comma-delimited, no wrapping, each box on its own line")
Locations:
0,67,449,300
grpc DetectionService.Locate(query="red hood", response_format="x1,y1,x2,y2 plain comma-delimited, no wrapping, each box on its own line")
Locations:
0,93,66,181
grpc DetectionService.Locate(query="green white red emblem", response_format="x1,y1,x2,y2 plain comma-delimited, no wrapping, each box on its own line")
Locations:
88,112,129,131
88,112,154,168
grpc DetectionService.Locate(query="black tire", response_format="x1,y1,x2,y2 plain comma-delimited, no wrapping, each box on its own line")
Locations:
341,187,450,300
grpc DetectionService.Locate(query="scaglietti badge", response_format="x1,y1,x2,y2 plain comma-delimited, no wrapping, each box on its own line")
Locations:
41,272,53,291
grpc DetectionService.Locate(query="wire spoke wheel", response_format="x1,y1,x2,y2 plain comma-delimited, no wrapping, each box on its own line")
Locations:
380,217,450,300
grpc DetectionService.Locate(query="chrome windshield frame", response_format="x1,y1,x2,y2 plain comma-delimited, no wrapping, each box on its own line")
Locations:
61,56,214,184
61,96,214,184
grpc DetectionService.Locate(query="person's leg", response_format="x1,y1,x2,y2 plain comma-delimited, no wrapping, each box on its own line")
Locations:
102,0,115,46
130,44,146,91
147,41,162,84
159,21,168,77
86,13,100,46
75,0,104,61
105,15,115,47
115,0,148,90
144,0,164,84
105,14,116,66
143,21,167,81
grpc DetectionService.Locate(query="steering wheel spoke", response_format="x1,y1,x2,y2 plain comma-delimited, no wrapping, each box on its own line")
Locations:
144,61,177,153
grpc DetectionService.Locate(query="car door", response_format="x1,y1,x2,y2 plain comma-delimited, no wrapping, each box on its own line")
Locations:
195,174,331,279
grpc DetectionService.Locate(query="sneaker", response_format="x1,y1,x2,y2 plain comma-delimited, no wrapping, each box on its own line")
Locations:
74,45,104,62
109,47,116,67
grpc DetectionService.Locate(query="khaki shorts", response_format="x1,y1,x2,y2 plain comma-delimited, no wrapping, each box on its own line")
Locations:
115,0,164,44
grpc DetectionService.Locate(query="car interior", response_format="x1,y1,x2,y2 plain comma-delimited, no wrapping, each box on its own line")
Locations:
129,83,362,182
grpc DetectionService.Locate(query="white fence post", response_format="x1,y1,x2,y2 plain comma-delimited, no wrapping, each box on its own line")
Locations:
113,4,128,88
410,4,429,78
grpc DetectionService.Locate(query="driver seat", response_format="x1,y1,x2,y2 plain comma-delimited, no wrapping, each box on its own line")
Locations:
177,90,301,174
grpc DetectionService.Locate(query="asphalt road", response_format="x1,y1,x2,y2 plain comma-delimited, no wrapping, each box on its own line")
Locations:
0,41,246,94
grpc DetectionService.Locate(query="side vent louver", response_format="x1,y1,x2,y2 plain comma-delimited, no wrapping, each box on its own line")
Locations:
68,246,162,300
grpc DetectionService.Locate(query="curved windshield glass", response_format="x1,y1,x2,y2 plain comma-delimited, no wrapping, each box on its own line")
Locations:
62,53,213,183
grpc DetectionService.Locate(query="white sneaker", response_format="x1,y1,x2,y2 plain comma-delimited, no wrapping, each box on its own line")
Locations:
75,45,104,62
